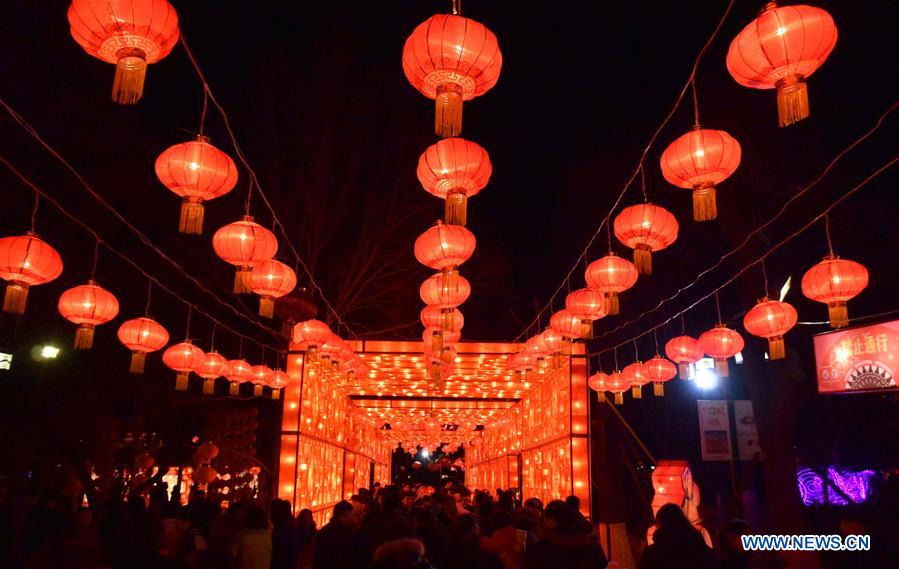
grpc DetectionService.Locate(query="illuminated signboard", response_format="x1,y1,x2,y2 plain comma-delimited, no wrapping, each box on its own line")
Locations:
813,319,899,394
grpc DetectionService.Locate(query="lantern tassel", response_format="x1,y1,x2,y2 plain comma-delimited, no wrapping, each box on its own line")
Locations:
435,83,463,138
828,302,849,329
112,48,147,105
259,297,275,318
431,331,444,354
654,382,664,397
229,381,240,396
234,267,252,294
606,293,620,316
596,391,606,403
74,325,94,350
271,388,281,400
253,385,263,397
634,245,652,276
179,198,204,235
715,358,730,378
776,76,809,128
580,320,594,340
130,352,147,374
693,186,717,222
441,309,455,332
3,282,28,315
678,362,690,379
203,379,215,395
442,269,460,293
446,192,468,226
614,392,624,405
175,372,189,391
631,385,643,399
768,336,786,360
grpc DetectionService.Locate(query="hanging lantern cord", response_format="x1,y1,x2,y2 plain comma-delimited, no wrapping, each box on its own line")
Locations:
680,313,686,334
653,328,660,354
760,259,770,298
613,347,619,370
606,219,613,253
691,77,701,126
824,213,835,256
633,339,639,360
714,291,723,324
238,336,244,358
89,238,100,280
144,280,153,314
210,322,217,351
244,179,254,217
450,0,461,16
30,191,39,232
184,304,193,340
640,165,649,202
198,85,209,137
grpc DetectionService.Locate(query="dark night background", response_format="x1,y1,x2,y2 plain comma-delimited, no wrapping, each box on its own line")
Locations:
0,0,897,544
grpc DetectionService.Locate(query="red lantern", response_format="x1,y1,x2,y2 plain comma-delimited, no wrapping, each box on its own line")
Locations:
660,127,741,222
726,3,838,127
801,255,868,329
162,341,204,391
565,288,607,339
269,368,289,399
417,138,492,226
588,371,609,402
224,358,253,395
605,370,627,405
419,272,471,308
622,361,650,398
292,319,331,351
743,298,798,360
193,465,218,485
155,136,238,234
403,13,502,137
414,222,476,291
698,325,745,378
613,204,679,275
250,259,297,318
550,309,583,341
195,441,219,463
116,317,169,373
423,329,461,354
585,254,638,315
250,365,273,397
58,280,120,349
195,351,227,395
645,355,677,396
421,306,463,352
0,233,63,315
665,335,702,379
212,216,278,293
68,0,180,104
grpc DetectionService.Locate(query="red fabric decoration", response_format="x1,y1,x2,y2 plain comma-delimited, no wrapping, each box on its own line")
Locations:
743,297,798,359
250,365,273,397
645,355,678,396
403,13,502,137
565,288,607,339
68,0,180,104
58,280,119,350
162,341,204,391
660,127,741,221
155,136,238,234
195,350,227,395
212,216,278,293
665,335,703,379
550,309,583,340
0,233,63,315
698,325,745,378
414,221,476,271
584,254,638,315
801,255,868,329
417,138,492,226
292,319,332,349
224,359,253,395
419,272,471,308
605,370,627,405
588,371,609,402
727,3,837,127
117,316,169,373
250,259,297,318
613,203,679,275
622,361,650,398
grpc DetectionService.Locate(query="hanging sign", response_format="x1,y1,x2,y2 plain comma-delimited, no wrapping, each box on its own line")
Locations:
733,400,760,461
813,320,899,394
697,400,732,461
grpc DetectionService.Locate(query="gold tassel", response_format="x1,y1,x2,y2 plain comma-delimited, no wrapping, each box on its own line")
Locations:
634,245,652,276
253,385,263,397
776,75,809,128
768,336,786,360
435,83,463,138
715,358,730,378
580,320,594,340
130,352,147,374
229,381,239,396
678,362,690,379
606,294,620,316
596,391,606,403
203,379,215,395
552,352,563,370
631,385,643,398
175,372,189,391
443,269,459,293
259,297,274,318
445,192,468,226
431,331,444,354
112,48,147,105
441,309,455,332
271,388,281,400
74,325,94,350
654,382,664,397
693,186,717,222
3,282,28,314
234,267,252,293
179,198,204,235
828,302,849,329
614,392,624,405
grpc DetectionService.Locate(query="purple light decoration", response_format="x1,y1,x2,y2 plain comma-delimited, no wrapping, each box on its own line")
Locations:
797,466,877,506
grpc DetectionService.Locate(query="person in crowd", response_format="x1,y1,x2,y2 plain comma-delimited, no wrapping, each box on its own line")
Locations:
639,503,713,569
370,537,434,569
312,501,356,569
356,486,416,565
523,500,607,569
296,507,317,568
270,499,299,569
564,496,593,536
480,509,528,569
445,513,503,569
409,506,445,568
232,505,271,569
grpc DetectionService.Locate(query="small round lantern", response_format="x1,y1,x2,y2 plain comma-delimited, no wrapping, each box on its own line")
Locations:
58,280,120,349
622,361,650,398
665,335,703,379
417,138,492,225
0,233,64,315
550,309,584,341
743,298,798,359
117,316,169,373
606,370,627,405
414,221,476,291
585,254,638,315
645,354,677,396
212,216,278,293
162,341,204,391
565,288,607,339
588,371,609,403
224,358,253,395
698,325,745,378
250,365,273,397
195,350,228,395
613,203,679,275
801,255,868,329
269,368,289,400
250,259,297,318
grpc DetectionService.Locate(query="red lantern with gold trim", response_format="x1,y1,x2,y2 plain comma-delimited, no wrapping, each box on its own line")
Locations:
622,361,650,398
605,369,627,405
162,341,204,391
58,280,120,350
250,259,296,318
613,203,679,275
565,288,607,339
250,365,273,397
585,254,638,315
117,316,169,373
0,233,63,315
665,335,702,379
550,309,584,341
195,351,227,395
588,371,609,402
417,138,492,226
801,255,868,329
645,354,677,396
743,298,798,359
212,216,278,294
224,358,253,395
698,325,745,378
414,222,476,292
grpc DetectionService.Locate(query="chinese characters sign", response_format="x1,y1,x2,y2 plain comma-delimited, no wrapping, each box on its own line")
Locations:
697,400,733,461
813,320,899,394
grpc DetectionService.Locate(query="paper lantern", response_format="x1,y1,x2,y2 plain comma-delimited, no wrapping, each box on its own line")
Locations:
0,233,63,315
403,13,502,137
195,441,219,463
67,0,180,104
605,370,627,405
622,361,650,398
665,335,702,379
269,368,289,400
250,259,297,318
698,325,745,378
250,365,273,397
224,358,253,395
195,350,227,395
588,371,609,402
421,306,463,352
565,288,607,339
414,222,476,291
274,290,317,339
585,254,638,315
116,316,169,373
613,204,679,275
193,465,218,485
801,255,868,329
162,341,203,391
419,272,471,309
58,280,120,349
155,136,238,234
726,3,837,127
645,355,677,396
212,216,278,293
550,309,583,341
743,297,799,359
423,328,461,354
537,328,568,368
292,319,332,353
660,127,741,221
417,138,492,225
